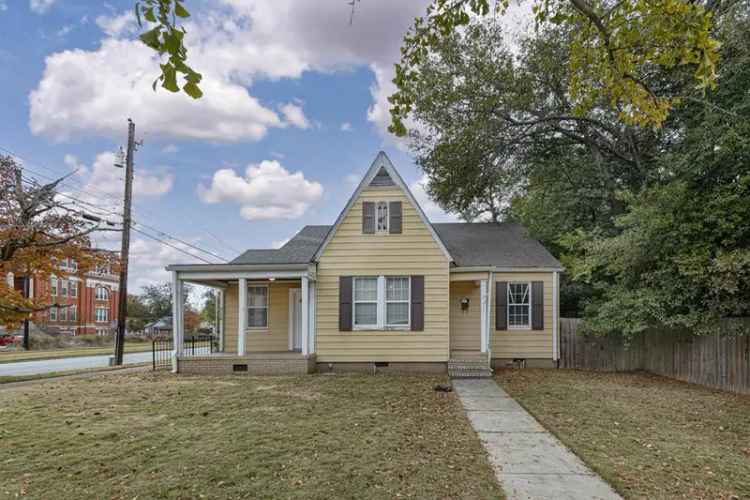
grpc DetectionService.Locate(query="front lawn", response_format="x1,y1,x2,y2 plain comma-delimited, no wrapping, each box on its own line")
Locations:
497,369,750,499
0,343,151,363
0,373,504,499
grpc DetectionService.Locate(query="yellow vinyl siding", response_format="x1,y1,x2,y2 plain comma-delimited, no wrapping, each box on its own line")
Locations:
316,186,451,362
490,272,554,359
223,281,298,353
449,281,481,351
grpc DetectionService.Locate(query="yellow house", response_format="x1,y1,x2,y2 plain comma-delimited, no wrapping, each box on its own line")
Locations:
166,152,562,376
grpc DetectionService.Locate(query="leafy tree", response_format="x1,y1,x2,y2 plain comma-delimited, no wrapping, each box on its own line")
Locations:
183,307,201,333
0,156,113,327
134,0,202,98
126,294,150,332
140,282,192,321
565,12,750,337
390,0,721,133
200,289,216,324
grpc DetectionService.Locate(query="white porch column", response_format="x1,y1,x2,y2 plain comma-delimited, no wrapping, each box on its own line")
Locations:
238,278,247,356
301,276,309,356
552,271,559,361
308,281,316,354
480,278,488,353
217,289,224,352
171,272,184,373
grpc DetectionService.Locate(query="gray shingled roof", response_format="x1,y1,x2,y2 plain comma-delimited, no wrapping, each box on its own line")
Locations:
230,225,330,265
229,222,559,268
432,222,562,268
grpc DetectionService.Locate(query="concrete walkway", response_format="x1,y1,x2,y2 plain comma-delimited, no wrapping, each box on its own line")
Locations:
453,378,622,500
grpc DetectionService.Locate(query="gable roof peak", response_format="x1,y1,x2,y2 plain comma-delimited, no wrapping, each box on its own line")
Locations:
312,151,453,262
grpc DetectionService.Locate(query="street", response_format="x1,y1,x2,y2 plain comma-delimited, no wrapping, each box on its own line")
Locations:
0,351,153,376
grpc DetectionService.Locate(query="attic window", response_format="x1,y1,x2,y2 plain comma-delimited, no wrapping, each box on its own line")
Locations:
376,202,388,233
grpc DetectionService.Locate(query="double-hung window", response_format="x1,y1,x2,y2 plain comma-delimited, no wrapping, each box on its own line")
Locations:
247,285,268,328
50,277,57,296
353,277,378,328
60,280,68,297
49,307,57,321
69,305,77,322
69,280,78,298
95,286,109,301
508,282,531,329
353,276,410,329
385,277,410,327
95,307,108,322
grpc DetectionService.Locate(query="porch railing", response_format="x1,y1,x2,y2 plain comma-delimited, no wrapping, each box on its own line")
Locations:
152,335,217,370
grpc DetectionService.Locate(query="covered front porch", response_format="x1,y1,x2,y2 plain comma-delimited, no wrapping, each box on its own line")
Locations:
448,271,493,378
167,263,317,375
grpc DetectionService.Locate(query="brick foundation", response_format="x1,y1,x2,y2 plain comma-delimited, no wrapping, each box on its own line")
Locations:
178,354,316,375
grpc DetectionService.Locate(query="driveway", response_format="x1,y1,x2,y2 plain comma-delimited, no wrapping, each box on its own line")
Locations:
453,378,622,500
0,351,153,376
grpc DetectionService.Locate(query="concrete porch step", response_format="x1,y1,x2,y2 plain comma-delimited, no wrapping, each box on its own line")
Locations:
448,359,493,379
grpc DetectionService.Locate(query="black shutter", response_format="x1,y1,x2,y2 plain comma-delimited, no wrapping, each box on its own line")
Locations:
339,276,352,331
389,201,402,234
362,202,375,234
495,281,507,330
531,281,544,330
410,275,424,331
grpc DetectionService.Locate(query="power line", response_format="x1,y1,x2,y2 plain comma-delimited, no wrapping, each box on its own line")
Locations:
131,227,214,264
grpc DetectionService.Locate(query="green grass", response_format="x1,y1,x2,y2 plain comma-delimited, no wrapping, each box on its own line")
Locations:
0,373,504,499
496,369,750,500
0,343,151,363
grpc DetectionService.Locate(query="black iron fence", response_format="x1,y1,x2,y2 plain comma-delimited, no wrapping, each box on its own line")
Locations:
152,335,218,370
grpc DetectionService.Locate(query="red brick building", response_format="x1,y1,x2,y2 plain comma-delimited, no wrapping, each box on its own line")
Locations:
27,251,121,336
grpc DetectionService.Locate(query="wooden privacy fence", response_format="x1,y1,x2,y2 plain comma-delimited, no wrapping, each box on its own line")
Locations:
558,318,750,395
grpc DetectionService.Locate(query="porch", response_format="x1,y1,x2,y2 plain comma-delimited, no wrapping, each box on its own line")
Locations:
167,263,317,375
448,272,493,378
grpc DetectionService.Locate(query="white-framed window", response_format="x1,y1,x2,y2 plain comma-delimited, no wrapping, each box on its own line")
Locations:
247,285,268,328
95,307,108,323
69,305,77,322
69,280,78,298
376,201,389,233
49,307,57,321
353,275,410,330
508,282,531,329
353,277,378,328
385,277,410,327
59,306,67,322
70,259,78,272
95,286,109,301
50,277,57,296
60,279,68,297
95,264,110,275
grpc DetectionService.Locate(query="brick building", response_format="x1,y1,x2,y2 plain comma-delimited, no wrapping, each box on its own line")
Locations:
25,250,121,336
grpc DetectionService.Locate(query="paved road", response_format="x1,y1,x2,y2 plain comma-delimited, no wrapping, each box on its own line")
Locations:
0,351,154,376
453,378,622,500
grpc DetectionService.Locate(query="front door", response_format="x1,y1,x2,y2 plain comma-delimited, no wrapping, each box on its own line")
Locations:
289,289,302,351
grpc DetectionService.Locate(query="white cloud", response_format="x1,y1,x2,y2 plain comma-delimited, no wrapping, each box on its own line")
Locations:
29,0,432,144
161,144,179,154
1,1,9,12
95,11,137,38
410,174,461,223
271,237,290,249
30,0,54,14
198,160,323,220
340,122,353,132
279,102,310,129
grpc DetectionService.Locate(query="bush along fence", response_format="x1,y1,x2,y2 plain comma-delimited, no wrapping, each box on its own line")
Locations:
558,318,750,395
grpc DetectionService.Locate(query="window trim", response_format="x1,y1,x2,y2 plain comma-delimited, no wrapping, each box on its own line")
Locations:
507,281,532,330
69,304,77,322
50,277,57,296
375,201,389,234
95,307,108,323
69,280,78,298
246,283,269,329
353,277,379,329
60,279,68,297
352,275,411,331
95,286,109,301
49,307,57,321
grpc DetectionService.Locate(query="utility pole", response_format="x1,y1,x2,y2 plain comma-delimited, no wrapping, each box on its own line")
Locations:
114,119,136,365
22,276,30,350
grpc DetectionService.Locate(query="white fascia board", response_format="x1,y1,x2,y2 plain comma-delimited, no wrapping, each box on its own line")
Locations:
450,266,565,273
312,151,454,263
177,270,311,281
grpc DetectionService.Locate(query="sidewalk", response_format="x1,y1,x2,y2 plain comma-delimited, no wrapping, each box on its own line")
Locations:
453,378,621,500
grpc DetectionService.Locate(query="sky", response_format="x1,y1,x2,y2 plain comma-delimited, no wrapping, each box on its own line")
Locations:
0,0,466,299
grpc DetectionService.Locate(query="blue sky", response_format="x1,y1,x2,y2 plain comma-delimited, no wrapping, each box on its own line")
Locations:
0,0,456,293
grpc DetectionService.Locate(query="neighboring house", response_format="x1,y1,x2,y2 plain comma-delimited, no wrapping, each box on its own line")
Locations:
144,317,172,336
15,250,121,336
167,152,562,375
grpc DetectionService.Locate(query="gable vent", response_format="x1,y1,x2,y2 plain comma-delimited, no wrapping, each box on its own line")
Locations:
369,167,395,187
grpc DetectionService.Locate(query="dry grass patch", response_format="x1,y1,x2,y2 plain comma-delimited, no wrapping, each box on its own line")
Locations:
497,369,750,500
1,372,503,499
